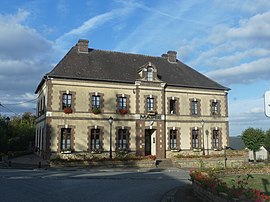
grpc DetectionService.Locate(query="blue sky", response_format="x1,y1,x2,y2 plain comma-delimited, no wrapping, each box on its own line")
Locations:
0,0,270,136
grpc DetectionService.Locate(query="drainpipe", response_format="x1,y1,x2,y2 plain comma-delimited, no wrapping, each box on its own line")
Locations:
162,83,167,159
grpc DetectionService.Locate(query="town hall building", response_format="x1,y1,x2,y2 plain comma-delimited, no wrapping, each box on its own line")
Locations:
35,39,229,160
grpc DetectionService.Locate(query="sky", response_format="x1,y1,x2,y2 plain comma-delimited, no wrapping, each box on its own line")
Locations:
0,0,270,136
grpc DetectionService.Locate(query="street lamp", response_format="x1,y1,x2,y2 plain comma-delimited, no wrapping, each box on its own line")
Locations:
108,116,113,159
5,117,10,126
206,130,209,155
200,120,205,155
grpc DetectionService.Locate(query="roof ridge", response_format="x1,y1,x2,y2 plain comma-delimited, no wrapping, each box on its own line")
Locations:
90,48,164,59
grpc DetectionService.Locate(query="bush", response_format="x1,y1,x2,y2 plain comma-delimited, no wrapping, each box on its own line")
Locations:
190,170,270,201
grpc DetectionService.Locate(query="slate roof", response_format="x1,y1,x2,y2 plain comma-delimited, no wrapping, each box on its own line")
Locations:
36,44,229,93
229,136,246,150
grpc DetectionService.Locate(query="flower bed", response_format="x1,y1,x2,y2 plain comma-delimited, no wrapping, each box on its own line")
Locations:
64,107,73,114
118,109,128,115
190,170,270,202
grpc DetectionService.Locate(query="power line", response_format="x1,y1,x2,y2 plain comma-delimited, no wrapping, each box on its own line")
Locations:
1,98,38,106
0,103,19,115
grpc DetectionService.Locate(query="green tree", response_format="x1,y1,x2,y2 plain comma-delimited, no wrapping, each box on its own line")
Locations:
0,112,36,154
241,128,265,162
265,129,270,149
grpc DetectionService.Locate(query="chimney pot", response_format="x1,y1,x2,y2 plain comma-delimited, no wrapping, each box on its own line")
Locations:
77,39,89,54
161,53,168,59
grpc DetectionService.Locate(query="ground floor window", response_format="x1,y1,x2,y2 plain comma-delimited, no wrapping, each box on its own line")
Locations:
192,129,199,148
212,130,220,148
117,129,128,150
90,129,100,150
61,128,71,150
170,130,177,149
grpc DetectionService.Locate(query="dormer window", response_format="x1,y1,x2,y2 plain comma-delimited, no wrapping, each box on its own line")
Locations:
137,62,162,82
146,67,153,81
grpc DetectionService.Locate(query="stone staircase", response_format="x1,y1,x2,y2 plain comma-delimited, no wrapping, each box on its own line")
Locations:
155,159,174,168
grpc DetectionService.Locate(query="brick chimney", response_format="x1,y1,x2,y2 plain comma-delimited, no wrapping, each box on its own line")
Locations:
167,50,177,63
77,39,89,54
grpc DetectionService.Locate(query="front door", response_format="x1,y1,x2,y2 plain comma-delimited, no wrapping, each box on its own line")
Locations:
145,129,156,156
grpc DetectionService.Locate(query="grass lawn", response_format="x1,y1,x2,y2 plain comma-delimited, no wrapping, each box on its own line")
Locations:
221,174,270,195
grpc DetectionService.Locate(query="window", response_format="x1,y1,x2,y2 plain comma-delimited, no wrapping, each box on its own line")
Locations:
191,100,198,115
146,68,153,81
147,97,154,111
170,130,177,149
118,97,127,110
170,99,176,114
92,95,100,110
61,128,71,150
90,129,100,150
62,93,72,109
213,130,219,148
118,129,128,150
211,101,218,115
41,96,45,114
192,129,199,148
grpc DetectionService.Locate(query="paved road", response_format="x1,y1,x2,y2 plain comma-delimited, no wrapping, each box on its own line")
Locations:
0,168,192,202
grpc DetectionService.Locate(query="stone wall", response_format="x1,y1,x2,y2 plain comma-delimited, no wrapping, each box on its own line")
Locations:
173,157,247,169
192,181,231,202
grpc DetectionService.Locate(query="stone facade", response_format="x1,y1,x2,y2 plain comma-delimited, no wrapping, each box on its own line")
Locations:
35,39,229,160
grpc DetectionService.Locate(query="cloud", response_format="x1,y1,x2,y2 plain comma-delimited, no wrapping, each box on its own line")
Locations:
114,1,211,54
55,6,135,52
227,11,270,45
229,97,269,135
0,10,53,60
0,9,56,114
206,58,270,85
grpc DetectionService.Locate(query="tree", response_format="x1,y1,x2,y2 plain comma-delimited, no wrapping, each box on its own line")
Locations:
265,129,270,149
241,128,265,162
0,112,36,154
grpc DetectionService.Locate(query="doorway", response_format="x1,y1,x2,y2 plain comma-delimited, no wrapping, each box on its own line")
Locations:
145,129,156,156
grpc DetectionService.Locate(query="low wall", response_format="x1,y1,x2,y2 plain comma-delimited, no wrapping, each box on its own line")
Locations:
173,157,248,169
50,160,155,168
192,181,236,202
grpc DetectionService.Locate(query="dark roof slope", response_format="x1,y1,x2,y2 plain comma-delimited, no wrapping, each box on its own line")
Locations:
37,45,229,92
229,136,246,150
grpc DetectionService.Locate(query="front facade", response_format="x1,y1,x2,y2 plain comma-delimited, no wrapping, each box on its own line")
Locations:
35,39,229,159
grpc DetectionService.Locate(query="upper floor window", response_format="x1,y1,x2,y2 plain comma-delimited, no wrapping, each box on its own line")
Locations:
211,100,219,115
90,129,100,150
170,99,176,114
117,129,129,150
92,95,100,110
118,97,127,110
61,128,71,150
212,130,220,148
146,67,153,81
170,130,177,149
191,129,199,149
147,97,154,111
191,100,198,115
42,96,45,114
62,93,72,109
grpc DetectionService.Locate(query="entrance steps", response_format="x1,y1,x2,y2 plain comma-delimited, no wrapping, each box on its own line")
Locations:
155,159,174,168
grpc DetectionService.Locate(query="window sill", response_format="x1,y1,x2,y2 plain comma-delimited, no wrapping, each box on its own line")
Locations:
91,150,102,154
61,150,72,154
193,148,201,152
